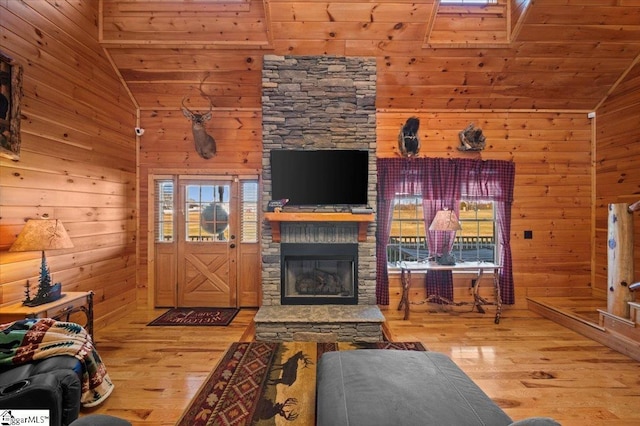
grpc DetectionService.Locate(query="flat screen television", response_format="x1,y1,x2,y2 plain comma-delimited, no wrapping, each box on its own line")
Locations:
270,149,369,206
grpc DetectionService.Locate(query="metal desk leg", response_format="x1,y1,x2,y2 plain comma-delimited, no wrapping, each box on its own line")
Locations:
493,271,502,324
471,268,502,323
470,269,486,314
397,268,411,320
86,291,94,339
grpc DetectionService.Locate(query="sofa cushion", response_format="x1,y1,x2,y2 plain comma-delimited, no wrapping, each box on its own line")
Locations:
316,349,514,426
70,414,132,425
32,355,82,378
0,363,34,385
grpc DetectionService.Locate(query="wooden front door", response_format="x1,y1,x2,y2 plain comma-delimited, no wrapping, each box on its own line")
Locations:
151,175,260,308
178,178,234,307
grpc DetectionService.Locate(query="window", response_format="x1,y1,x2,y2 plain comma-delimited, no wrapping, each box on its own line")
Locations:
155,179,174,242
153,176,257,244
387,196,497,266
453,200,496,262
387,195,428,263
241,180,259,243
376,157,514,305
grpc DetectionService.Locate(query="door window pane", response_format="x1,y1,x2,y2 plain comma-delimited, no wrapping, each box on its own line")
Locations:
185,184,230,242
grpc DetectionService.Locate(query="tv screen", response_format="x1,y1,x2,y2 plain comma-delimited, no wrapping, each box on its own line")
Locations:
270,149,369,206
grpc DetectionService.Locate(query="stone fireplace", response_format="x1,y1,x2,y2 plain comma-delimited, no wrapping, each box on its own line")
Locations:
254,55,384,342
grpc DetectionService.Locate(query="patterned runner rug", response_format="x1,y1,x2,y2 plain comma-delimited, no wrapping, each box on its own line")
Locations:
177,341,427,426
147,307,239,326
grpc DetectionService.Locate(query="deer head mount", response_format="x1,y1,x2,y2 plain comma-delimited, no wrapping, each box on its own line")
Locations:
181,96,217,159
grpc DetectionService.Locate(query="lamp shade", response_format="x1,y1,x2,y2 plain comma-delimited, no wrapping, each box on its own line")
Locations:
9,219,74,252
429,209,462,232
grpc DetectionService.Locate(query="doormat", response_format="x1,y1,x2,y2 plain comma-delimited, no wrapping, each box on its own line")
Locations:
177,341,427,426
147,307,239,326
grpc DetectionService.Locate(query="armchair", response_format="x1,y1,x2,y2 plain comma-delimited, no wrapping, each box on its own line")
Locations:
0,355,83,426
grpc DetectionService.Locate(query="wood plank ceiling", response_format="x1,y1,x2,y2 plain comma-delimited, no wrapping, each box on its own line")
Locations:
101,0,640,111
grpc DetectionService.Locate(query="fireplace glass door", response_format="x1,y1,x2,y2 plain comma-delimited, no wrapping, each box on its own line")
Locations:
281,243,358,305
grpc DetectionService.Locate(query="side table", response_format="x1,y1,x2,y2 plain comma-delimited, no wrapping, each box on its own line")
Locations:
397,262,502,323
0,291,94,339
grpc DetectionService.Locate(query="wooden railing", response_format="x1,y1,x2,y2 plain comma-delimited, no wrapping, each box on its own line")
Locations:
389,236,427,245
389,235,494,247
455,236,494,248
387,235,495,263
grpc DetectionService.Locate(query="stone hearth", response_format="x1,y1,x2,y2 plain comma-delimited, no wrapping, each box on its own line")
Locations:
254,305,385,342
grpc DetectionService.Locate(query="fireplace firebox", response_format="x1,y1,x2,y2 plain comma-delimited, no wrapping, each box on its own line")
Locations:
281,243,358,305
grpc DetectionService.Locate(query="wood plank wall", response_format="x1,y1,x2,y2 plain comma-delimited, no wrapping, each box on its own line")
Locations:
104,0,640,112
426,0,509,46
101,0,267,45
376,111,593,308
510,0,531,37
0,1,137,328
594,60,640,300
137,107,593,310
2,0,637,331
136,108,262,304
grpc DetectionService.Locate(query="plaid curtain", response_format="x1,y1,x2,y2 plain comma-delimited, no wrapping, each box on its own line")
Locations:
376,157,515,305
375,159,411,305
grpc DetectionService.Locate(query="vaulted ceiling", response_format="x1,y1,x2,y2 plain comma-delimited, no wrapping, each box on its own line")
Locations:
102,0,640,111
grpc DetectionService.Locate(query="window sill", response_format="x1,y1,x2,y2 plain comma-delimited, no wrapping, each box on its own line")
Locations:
387,264,496,274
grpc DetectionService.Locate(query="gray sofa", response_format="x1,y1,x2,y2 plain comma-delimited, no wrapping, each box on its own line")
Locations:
316,349,560,426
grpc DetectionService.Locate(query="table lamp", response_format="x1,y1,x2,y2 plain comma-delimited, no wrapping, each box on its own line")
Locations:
429,209,462,265
9,217,74,306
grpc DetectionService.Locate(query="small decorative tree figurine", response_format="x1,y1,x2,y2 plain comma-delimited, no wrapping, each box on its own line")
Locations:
35,253,53,300
23,279,32,304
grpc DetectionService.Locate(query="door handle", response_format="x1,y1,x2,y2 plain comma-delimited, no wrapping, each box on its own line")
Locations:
230,243,236,248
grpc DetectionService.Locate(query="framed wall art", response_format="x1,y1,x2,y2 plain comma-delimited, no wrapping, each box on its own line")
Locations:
0,52,23,161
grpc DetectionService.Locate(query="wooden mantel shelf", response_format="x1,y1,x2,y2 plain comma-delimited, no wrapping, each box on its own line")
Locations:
264,212,375,242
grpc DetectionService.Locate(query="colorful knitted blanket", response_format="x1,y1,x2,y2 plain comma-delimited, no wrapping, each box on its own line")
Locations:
0,318,114,407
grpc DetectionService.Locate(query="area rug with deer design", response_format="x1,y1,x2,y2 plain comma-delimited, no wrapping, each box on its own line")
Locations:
176,340,427,426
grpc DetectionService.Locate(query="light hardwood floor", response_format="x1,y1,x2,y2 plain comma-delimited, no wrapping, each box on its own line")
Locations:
82,304,640,426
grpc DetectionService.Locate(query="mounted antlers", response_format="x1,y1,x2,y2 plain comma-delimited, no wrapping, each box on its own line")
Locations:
181,95,216,159
458,123,486,152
